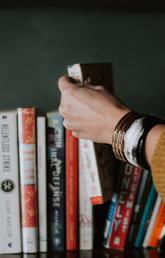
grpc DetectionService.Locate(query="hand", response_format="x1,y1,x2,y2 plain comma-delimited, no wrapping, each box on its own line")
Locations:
58,75,130,144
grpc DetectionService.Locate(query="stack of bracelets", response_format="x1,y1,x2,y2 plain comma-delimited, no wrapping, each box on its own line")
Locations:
112,111,164,170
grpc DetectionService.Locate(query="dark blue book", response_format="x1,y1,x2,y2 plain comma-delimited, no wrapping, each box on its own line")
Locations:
134,183,157,248
47,111,65,251
103,192,118,247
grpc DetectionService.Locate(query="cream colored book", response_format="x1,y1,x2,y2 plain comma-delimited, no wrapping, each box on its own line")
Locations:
0,110,21,254
37,116,47,252
79,140,93,249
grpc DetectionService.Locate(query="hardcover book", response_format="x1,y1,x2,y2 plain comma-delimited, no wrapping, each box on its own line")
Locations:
147,199,165,248
65,129,78,250
47,111,65,251
79,142,93,250
0,110,22,254
103,192,118,248
109,164,142,250
126,169,152,247
17,107,38,253
67,63,116,205
134,183,157,248
37,116,47,252
143,195,161,248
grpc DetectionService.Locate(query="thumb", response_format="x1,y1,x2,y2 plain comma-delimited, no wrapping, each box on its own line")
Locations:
58,75,78,93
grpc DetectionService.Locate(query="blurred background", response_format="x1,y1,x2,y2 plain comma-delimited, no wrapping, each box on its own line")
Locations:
0,2,165,117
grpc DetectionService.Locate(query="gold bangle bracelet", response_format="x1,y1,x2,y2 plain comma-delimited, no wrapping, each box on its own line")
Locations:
112,111,140,162
112,111,136,161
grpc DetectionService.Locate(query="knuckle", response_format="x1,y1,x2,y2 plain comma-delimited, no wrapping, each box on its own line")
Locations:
58,106,68,117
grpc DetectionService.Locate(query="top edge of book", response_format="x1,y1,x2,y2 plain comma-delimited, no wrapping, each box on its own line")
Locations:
67,63,112,68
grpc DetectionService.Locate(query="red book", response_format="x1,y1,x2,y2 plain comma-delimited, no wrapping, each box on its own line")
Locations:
65,129,78,250
17,107,38,253
109,164,142,250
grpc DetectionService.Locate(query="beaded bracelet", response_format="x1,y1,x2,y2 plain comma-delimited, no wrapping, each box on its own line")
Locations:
112,111,164,169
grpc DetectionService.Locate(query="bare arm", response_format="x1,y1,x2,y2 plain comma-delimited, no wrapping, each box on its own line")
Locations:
58,75,164,168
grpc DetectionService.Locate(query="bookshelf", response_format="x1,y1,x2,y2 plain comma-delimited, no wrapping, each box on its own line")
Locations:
0,249,164,258
1,250,165,258
0,3,165,258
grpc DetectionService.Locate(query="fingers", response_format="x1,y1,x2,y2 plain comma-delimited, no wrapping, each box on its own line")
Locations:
58,75,105,93
58,75,78,94
63,118,82,131
58,106,67,117
62,119,84,139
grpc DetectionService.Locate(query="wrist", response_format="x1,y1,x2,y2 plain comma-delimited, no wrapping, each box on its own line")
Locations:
112,112,165,169
107,108,131,145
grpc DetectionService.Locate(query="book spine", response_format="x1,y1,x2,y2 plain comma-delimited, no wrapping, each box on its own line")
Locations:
79,140,93,250
126,169,151,247
143,195,161,248
134,184,157,248
47,112,65,251
103,193,118,248
109,165,142,250
0,111,22,254
17,107,38,253
66,130,78,250
148,201,165,247
37,116,47,252
79,139,103,205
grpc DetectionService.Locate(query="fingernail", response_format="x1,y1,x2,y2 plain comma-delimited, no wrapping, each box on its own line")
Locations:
72,131,77,137
63,119,70,128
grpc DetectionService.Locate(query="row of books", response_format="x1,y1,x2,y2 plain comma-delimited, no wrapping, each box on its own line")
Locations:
0,62,116,254
0,106,165,255
0,106,115,254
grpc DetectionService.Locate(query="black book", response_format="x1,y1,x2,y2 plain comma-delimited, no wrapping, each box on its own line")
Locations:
126,169,152,248
47,111,65,251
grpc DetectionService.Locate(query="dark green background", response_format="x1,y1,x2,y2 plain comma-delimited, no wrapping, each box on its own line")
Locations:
0,7,165,117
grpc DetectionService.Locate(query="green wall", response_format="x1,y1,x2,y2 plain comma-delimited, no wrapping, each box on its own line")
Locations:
0,7,164,117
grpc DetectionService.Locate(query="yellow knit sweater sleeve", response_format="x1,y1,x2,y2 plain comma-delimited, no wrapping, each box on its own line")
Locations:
151,131,165,201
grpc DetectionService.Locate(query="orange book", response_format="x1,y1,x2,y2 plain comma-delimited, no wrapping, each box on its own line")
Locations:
147,201,165,247
65,129,78,250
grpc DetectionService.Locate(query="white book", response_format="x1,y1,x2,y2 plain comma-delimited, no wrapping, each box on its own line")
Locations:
37,116,47,252
79,140,93,250
0,110,22,254
17,107,38,253
79,139,103,205
143,195,161,248
159,223,165,240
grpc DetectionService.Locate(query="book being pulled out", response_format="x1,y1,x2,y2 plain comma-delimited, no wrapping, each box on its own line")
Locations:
67,63,117,205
